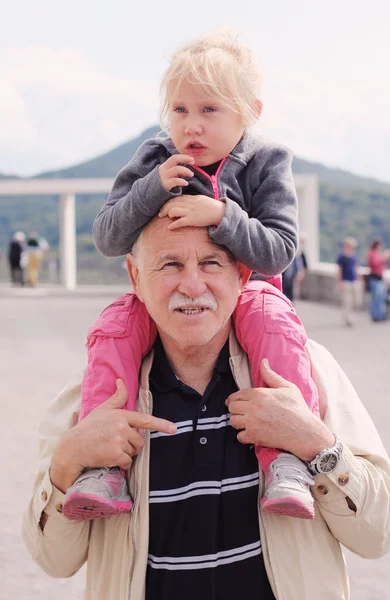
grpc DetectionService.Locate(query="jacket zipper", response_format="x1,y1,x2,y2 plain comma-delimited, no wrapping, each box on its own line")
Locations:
192,157,227,200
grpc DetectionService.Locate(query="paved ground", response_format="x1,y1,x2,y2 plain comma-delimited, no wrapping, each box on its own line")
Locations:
1,287,389,599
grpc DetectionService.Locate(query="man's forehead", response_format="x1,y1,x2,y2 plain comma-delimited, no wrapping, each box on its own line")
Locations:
143,221,229,258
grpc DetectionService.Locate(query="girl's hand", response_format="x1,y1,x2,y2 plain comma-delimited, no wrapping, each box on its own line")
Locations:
158,155,194,191
159,194,226,229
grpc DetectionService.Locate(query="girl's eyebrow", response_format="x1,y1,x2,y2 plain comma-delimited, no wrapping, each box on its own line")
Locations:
171,98,220,105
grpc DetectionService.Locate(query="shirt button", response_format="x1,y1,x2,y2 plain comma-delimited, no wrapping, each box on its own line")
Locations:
200,437,208,445
201,405,207,412
55,503,63,513
317,485,329,495
41,490,48,502
338,474,349,486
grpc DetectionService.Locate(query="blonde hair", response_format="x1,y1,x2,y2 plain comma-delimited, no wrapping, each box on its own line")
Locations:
160,30,262,131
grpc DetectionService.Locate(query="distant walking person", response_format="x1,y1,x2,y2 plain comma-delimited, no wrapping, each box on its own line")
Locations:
294,233,309,300
282,256,303,302
26,232,44,287
336,237,361,327
8,231,26,286
367,238,390,322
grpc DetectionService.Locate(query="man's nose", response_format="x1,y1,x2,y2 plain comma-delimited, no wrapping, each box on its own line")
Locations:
178,270,207,297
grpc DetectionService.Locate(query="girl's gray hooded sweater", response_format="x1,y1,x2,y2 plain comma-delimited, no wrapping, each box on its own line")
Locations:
92,132,298,276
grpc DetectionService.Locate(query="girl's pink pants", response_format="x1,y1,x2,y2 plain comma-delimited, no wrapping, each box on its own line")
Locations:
80,280,319,474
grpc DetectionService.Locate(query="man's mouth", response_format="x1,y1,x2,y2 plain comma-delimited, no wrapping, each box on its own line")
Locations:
176,307,208,314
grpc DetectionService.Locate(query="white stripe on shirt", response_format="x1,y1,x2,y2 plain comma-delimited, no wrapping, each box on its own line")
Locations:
149,472,259,504
150,414,230,439
148,541,262,571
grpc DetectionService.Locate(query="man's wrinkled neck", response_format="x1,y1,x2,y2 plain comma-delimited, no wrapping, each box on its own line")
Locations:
157,322,231,395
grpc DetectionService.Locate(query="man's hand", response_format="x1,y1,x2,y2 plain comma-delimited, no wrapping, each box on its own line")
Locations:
158,155,194,191
50,379,176,493
159,194,225,229
226,359,335,462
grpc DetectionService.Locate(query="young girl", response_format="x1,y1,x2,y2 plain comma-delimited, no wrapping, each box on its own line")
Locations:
63,30,319,522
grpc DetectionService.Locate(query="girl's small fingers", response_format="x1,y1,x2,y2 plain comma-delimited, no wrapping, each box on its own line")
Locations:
168,207,187,218
170,166,194,178
168,218,189,230
168,178,189,188
166,154,195,166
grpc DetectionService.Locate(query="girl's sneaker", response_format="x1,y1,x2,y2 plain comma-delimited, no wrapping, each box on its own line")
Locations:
261,453,315,519
62,467,132,521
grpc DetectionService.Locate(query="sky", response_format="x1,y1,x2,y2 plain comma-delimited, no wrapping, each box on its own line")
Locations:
1,0,390,181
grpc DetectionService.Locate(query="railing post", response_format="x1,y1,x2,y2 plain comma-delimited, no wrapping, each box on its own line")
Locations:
59,193,77,290
297,175,319,265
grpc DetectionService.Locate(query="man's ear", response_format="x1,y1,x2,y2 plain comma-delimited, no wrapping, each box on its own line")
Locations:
126,254,144,302
238,263,252,290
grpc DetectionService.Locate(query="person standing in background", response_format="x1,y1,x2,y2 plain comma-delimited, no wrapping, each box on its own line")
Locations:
336,237,362,327
26,232,44,287
294,233,309,300
8,231,26,286
367,238,390,322
282,255,303,302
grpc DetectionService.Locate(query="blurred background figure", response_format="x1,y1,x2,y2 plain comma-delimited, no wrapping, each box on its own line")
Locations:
26,232,47,287
8,231,26,286
336,237,362,327
282,254,304,302
294,233,309,300
47,252,59,284
367,238,390,322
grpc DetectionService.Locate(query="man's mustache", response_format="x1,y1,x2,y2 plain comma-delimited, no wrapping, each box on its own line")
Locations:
168,292,217,312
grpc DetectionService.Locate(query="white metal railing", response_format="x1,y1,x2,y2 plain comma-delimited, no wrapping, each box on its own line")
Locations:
0,175,319,289
0,179,113,290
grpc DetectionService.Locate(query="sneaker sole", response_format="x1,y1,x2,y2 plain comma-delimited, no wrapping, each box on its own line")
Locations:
261,496,315,519
63,492,132,521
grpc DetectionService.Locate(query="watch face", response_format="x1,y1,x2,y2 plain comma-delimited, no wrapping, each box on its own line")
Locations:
319,453,338,473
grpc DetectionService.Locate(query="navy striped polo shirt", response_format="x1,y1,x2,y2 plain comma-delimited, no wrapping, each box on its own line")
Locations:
145,337,275,600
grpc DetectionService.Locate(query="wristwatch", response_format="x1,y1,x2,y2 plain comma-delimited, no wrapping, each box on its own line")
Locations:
308,438,343,475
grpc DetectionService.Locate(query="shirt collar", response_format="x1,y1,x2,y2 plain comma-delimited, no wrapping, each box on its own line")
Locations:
149,337,231,393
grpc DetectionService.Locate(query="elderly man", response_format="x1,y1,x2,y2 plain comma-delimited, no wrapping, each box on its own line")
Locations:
23,217,390,600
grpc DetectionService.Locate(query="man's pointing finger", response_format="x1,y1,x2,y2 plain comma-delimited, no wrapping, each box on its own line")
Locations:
126,412,177,434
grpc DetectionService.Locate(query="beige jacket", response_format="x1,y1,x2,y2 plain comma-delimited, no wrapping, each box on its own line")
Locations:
22,333,390,600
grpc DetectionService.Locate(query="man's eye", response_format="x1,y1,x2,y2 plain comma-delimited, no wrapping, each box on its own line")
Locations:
203,261,220,266
163,262,179,268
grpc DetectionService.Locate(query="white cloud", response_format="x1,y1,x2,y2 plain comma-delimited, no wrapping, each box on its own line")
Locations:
1,46,390,181
1,46,156,99
0,81,36,153
259,66,390,180
0,46,159,174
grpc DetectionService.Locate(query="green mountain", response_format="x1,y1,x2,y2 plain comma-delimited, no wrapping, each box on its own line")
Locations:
32,125,390,194
34,125,160,179
1,126,389,273
0,172,20,180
